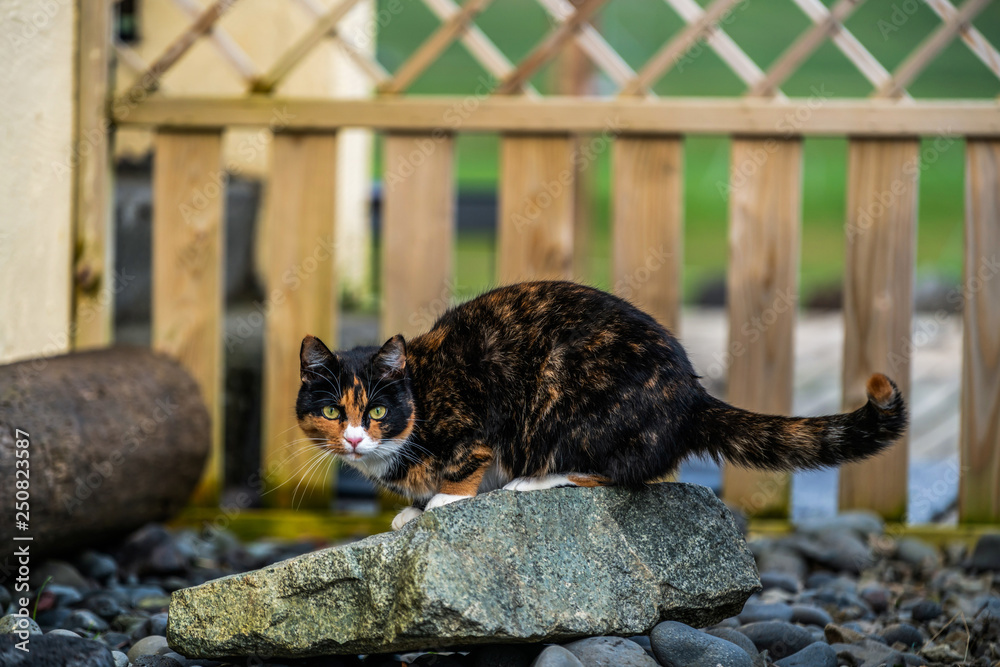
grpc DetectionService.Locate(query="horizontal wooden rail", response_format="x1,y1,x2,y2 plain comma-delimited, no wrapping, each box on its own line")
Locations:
113,96,1000,136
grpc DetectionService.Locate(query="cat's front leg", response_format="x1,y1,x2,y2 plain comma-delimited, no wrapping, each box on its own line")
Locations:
425,445,494,512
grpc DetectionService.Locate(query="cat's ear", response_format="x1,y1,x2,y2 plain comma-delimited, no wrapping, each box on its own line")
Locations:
300,335,337,382
374,334,407,378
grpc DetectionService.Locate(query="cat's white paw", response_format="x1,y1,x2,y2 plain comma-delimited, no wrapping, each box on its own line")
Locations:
425,493,472,510
503,474,575,491
391,506,423,530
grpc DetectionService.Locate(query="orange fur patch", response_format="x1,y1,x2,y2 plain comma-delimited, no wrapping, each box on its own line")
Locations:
866,373,895,408
566,473,610,487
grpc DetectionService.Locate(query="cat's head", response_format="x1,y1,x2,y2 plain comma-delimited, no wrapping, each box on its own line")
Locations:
296,334,415,474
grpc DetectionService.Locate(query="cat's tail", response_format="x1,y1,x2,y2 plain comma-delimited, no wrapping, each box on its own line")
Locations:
689,373,907,471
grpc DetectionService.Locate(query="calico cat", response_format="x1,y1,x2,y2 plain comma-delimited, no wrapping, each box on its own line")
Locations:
296,281,907,530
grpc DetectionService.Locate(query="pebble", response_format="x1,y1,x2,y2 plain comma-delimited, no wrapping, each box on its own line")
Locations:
47,628,82,638
737,601,793,623
858,583,890,613
789,604,832,627
78,551,119,582
757,549,808,580
910,599,942,621
824,623,872,645
921,642,966,663
563,636,659,666
774,641,838,667
968,533,1000,571
795,511,884,539
531,646,584,667
737,621,815,660
895,537,941,569
626,634,654,659
128,634,170,662
1,633,116,667
804,572,836,590
703,626,760,659
0,613,42,635
759,571,799,594
135,655,183,667
830,640,906,667
149,611,169,637
85,592,126,619
113,649,130,667
63,608,110,633
33,560,92,590
880,623,923,648
650,621,752,667
45,583,85,607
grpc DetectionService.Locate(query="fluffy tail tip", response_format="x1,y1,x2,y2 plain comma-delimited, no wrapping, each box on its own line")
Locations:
866,373,897,409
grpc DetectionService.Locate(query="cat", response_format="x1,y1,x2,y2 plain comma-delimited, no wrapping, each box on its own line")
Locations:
296,281,907,530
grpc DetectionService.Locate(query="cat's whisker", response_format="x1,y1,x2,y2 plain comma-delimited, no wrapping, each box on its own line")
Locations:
262,449,333,494
291,451,333,508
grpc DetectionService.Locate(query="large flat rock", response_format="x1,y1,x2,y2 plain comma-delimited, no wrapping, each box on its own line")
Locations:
168,484,759,658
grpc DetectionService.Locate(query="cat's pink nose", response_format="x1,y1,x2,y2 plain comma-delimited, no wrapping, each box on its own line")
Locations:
344,434,363,448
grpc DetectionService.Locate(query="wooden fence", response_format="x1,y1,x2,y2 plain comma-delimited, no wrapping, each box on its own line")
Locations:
73,0,1000,524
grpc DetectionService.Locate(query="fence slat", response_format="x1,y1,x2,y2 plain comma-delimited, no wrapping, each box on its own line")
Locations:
498,135,575,283
382,133,455,340
261,133,339,509
611,135,683,332
152,131,225,505
721,138,802,518
72,0,113,350
839,138,917,520
960,139,1000,523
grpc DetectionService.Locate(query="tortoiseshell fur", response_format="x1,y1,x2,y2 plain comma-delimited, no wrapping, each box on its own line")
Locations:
296,281,907,526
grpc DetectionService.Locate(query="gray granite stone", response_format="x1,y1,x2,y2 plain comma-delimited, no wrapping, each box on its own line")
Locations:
168,484,760,658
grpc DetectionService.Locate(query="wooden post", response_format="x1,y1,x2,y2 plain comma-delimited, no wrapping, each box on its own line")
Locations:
381,133,455,341
721,138,802,518
152,131,225,505
72,0,114,350
0,0,75,364
261,132,338,509
497,135,576,283
611,135,683,333
839,138,918,520
959,139,1000,523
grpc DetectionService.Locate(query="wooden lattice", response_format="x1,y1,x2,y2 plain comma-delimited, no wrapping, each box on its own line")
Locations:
119,0,1000,105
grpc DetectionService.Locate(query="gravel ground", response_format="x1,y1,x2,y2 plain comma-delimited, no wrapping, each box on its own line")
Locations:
2,513,999,666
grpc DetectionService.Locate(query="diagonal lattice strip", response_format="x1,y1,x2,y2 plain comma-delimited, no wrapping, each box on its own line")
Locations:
925,0,1000,82
749,0,865,97
876,0,993,97
496,0,611,94
381,0,494,94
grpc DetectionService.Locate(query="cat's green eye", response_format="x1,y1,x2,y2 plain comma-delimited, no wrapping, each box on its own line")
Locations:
321,405,340,420
368,406,387,420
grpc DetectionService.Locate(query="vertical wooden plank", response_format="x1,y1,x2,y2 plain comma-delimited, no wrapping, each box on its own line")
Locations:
839,138,918,520
497,134,576,283
261,132,338,509
721,138,802,518
0,0,74,364
152,131,225,505
72,0,114,350
611,135,683,333
381,133,455,340
959,139,1000,523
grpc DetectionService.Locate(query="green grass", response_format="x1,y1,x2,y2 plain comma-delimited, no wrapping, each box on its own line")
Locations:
372,0,998,303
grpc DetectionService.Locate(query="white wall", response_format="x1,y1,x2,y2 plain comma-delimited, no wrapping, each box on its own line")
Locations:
0,0,75,363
